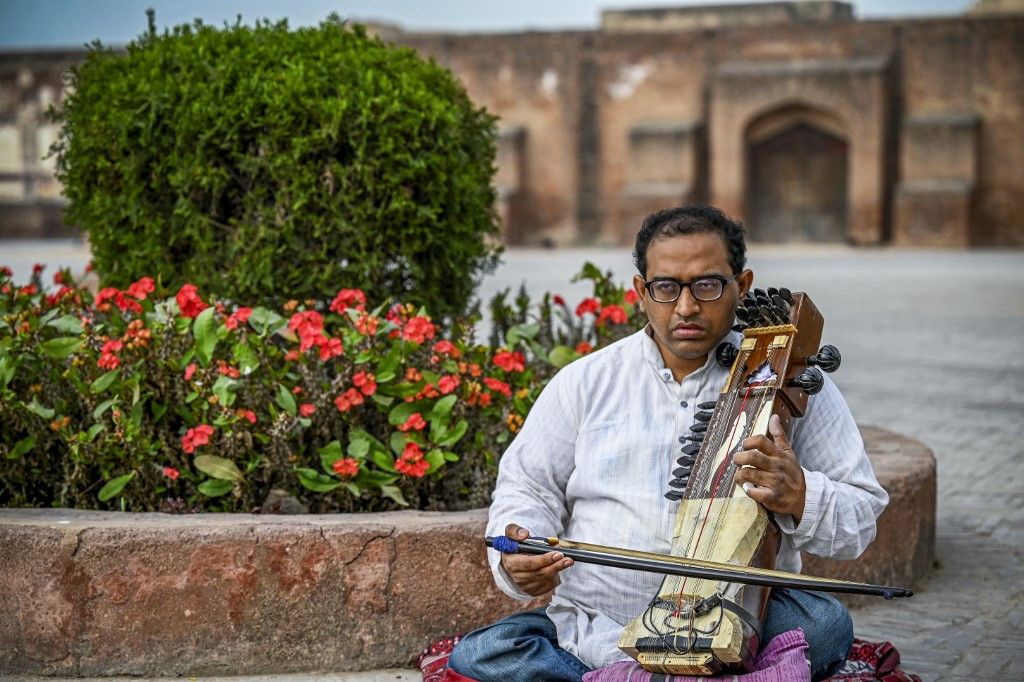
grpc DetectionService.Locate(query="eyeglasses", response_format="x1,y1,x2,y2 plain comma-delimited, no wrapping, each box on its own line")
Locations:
642,275,735,303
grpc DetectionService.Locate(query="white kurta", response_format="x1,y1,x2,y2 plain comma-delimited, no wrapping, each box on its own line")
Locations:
486,328,888,669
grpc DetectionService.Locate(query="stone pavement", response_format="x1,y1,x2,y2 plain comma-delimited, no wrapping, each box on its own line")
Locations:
3,242,1023,682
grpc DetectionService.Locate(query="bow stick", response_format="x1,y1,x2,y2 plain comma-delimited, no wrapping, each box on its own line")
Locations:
486,536,912,599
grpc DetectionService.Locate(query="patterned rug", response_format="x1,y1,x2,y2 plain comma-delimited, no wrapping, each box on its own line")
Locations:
416,632,921,682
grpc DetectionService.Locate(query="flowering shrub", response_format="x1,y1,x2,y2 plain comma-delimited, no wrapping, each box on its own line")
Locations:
0,262,644,513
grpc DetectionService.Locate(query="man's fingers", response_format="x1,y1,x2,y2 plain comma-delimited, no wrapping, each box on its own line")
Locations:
504,523,530,540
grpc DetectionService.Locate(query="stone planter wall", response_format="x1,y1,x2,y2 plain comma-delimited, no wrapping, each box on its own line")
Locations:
0,426,934,677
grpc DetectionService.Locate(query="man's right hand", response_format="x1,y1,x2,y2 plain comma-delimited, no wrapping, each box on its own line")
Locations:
499,523,574,597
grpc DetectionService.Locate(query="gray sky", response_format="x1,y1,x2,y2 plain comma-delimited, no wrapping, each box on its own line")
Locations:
0,0,971,49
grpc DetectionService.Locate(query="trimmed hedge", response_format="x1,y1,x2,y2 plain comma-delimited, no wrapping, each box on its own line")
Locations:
51,12,501,321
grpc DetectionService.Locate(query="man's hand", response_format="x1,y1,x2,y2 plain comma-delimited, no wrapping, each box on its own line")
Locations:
733,414,806,523
499,524,574,596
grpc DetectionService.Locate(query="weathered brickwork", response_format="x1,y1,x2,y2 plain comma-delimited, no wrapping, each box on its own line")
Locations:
1,4,1022,246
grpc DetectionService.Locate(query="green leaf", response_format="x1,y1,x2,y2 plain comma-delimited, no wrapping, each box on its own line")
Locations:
275,384,296,414
430,394,457,419
371,393,394,407
346,439,370,458
47,315,84,334
548,345,580,368
90,370,120,394
198,479,234,497
434,419,468,448
294,467,342,492
231,341,260,374
86,424,105,442
39,337,83,358
388,400,421,426
192,306,217,365
442,451,460,462
28,397,56,420
380,484,409,507
248,307,285,337
92,398,116,420
377,344,402,376
389,431,408,456
507,323,540,347
129,401,143,429
7,435,35,460
424,449,447,475
194,454,244,481
212,374,236,408
98,472,135,501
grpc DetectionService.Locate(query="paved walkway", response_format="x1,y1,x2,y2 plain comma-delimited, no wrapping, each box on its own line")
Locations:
3,242,1023,682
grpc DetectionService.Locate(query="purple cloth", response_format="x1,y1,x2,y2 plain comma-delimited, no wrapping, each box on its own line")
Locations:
582,629,811,682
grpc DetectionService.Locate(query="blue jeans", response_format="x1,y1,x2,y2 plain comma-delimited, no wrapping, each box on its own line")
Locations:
448,589,852,682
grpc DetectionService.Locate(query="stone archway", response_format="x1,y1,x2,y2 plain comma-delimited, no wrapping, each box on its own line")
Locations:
745,105,849,243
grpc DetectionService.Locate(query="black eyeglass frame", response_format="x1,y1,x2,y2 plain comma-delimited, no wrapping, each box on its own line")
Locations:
642,275,736,303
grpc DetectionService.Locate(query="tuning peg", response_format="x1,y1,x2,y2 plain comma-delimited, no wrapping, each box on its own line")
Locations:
788,366,824,395
808,345,841,373
767,287,780,299
684,433,705,444
680,443,700,457
665,490,685,501
667,477,688,489
754,288,768,299
673,466,692,478
694,410,713,422
735,307,751,323
697,401,717,411
779,288,793,304
689,422,708,434
716,342,738,368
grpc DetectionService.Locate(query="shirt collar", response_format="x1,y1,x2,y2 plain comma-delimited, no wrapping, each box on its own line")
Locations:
640,325,743,382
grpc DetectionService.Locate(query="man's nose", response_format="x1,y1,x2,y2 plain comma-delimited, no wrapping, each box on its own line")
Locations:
673,288,701,316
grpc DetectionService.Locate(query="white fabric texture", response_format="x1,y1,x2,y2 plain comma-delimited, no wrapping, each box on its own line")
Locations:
486,327,888,670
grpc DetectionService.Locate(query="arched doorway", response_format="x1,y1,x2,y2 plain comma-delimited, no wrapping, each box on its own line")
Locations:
746,106,848,243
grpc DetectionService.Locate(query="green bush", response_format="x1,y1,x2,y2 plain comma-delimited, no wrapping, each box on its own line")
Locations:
51,12,501,321
0,263,643,513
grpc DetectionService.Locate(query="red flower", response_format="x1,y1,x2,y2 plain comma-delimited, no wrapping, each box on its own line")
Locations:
553,295,566,306
398,413,427,432
236,409,257,424
176,284,208,319
319,336,344,360
433,340,461,357
355,314,379,336
396,441,430,477
597,304,627,326
113,291,142,314
335,388,365,412
493,350,526,373
576,298,601,317
101,340,123,354
224,307,252,331
299,403,315,417
402,316,436,344
329,288,367,314
284,350,300,362
181,424,214,454
217,362,240,379
575,341,593,355
438,375,460,395
333,458,360,477
17,285,37,297
483,377,512,396
32,263,43,275
624,289,640,305
163,466,180,481
97,353,120,370
183,364,197,381
353,371,377,396
53,271,66,285
289,311,327,352
127,277,155,300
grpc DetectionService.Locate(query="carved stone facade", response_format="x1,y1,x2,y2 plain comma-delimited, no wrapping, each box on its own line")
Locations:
1,3,1022,246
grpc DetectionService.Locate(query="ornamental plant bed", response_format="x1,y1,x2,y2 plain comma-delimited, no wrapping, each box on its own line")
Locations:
0,262,641,514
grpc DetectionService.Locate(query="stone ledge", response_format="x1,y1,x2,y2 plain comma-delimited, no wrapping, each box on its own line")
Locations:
0,426,934,677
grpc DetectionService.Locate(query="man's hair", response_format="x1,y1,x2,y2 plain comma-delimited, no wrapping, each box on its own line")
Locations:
633,205,747,278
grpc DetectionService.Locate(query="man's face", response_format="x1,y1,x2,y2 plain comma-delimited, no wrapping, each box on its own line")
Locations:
632,231,753,379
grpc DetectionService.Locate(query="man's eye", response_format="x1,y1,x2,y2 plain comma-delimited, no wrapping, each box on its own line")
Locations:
653,281,678,295
693,279,720,293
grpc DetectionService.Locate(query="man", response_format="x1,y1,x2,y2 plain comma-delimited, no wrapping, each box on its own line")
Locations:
449,206,888,682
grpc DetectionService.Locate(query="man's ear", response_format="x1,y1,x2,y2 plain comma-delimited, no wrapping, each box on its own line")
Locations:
736,269,754,296
632,274,647,313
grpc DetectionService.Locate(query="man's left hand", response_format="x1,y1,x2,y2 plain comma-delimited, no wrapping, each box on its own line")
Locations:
733,414,806,523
